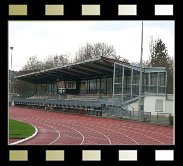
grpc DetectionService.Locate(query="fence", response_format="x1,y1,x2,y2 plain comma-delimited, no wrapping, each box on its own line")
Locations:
12,98,172,126
129,111,151,122
102,106,125,117
151,112,173,126
102,106,151,122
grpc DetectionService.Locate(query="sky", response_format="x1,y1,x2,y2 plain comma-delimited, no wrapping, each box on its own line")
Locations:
8,21,174,71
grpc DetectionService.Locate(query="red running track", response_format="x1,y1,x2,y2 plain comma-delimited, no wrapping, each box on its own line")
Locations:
9,106,173,145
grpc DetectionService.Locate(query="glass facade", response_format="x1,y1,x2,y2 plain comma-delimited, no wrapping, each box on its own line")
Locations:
82,77,112,94
33,63,166,98
112,64,166,101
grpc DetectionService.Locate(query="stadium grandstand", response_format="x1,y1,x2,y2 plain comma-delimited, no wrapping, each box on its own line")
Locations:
13,56,167,122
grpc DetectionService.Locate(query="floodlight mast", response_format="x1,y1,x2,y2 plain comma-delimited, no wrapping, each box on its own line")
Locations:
10,47,14,94
10,46,13,71
138,21,143,119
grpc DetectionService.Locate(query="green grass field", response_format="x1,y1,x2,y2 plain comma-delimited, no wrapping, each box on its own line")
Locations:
9,119,35,139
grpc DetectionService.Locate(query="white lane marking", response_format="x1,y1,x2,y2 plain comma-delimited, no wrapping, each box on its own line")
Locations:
10,115,106,145
10,116,61,145
11,108,172,139
84,134,110,142
57,114,173,139
15,117,85,145
18,117,110,145
55,115,171,141
81,117,173,139
10,110,172,145
34,118,138,145
13,115,86,145
60,124,85,145
9,124,38,145
83,124,138,145
48,126,61,145
62,133,82,141
10,115,86,145
70,121,164,145
57,117,169,144
11,115,137,144
40,129,58,133
70,124,111,145
51,122,111,144
82,140,100,145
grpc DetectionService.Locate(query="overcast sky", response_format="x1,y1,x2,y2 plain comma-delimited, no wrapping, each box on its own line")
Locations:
8,20,174,71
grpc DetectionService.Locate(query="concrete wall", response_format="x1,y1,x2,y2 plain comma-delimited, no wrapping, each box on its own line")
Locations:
129,94,174,116
144,95,166,115
165,97,174,116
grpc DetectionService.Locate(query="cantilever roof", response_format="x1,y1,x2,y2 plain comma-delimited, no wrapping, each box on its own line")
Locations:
15,57,166,84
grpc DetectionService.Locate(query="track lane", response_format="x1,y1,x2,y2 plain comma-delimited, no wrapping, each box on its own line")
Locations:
9,106,173,145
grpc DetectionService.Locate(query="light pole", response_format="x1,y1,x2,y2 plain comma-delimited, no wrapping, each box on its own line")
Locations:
10,46,14,94
138,21,143,120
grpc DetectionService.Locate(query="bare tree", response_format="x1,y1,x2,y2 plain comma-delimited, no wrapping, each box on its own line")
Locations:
43,54,70,69
14,54,70,97
22,56,43,73
93,43,116,58
74,42,127,62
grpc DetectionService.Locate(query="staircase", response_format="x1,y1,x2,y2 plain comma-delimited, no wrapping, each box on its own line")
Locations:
120,104,133,117
124,95,144,105
103,94,151,122
103,93,146,119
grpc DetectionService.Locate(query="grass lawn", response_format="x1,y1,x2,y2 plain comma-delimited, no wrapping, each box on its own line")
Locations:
9,119,35,139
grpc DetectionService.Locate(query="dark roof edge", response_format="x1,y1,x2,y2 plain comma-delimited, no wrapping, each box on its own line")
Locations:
15,56,166,79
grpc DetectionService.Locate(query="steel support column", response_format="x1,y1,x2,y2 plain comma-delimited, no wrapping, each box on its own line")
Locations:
106,77,107,94
149,72,151,92
112,63,116,98
138,21,144,118
131,68,133,98
89,80,90,93
157,72,159,93
165,71,167,94
36,84,37,94
100,77,101,94
122,66,124,101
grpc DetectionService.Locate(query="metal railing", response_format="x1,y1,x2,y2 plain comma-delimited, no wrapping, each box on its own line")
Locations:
151,112,172,126
13,97,167,125
13,98,104,108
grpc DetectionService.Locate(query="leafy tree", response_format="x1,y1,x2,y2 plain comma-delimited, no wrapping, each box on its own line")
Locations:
149,38,169,67
166,57,174,94
149,38,173,94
